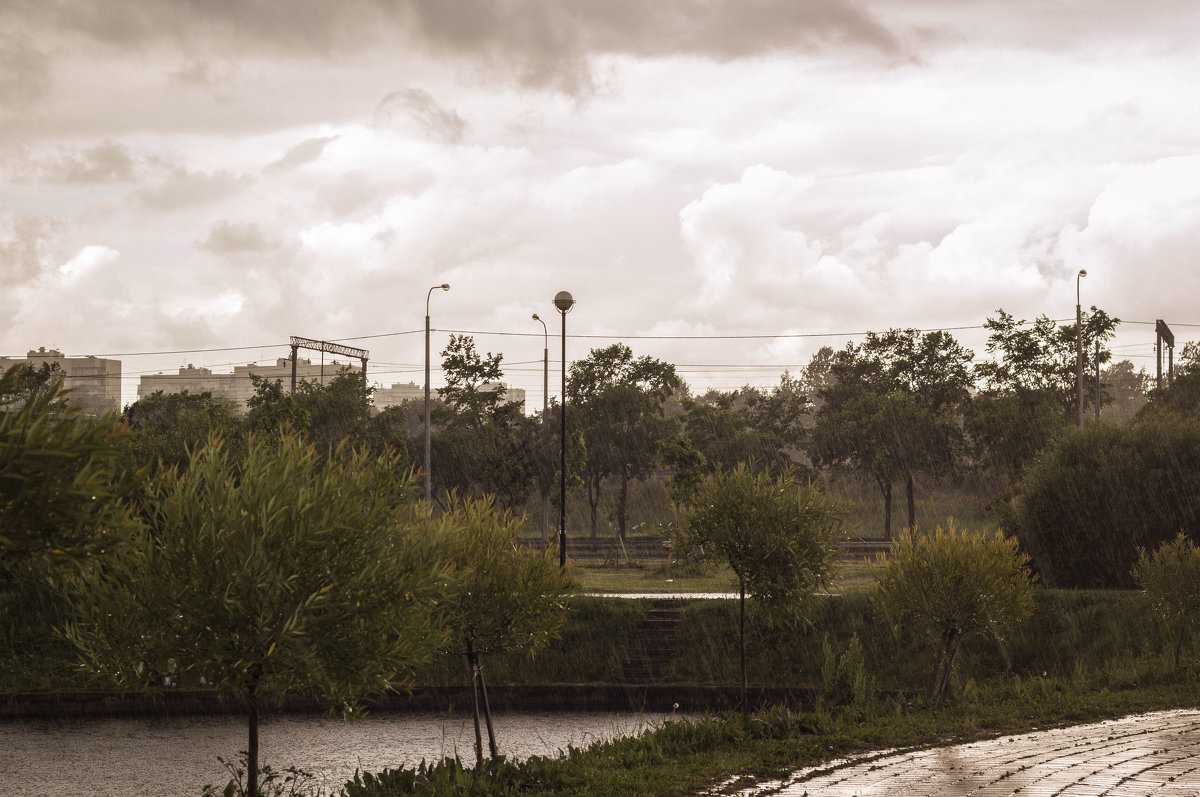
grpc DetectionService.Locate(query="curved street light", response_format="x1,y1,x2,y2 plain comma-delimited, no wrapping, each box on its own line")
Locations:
1076,269,1087,428
425,283,450,502
532,312,549,546
553,291,575,568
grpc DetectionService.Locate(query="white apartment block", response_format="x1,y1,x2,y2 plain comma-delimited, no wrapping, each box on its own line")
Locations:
137,358,362,414
374,381,526,413
0,347,122,416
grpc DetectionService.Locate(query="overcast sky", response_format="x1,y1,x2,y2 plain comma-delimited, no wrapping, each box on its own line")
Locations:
3,0,1199,409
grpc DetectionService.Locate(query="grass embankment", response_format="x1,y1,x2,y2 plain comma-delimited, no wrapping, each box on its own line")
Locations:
343,681,1200,796
352,587,1200,795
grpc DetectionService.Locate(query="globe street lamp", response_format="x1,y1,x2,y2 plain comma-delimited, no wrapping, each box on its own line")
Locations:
425,283,450,502
553,290,575,569
532,312,549,546
1076,269,1087,428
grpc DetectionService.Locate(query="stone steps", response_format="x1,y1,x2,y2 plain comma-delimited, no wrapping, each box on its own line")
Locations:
622,601,685,685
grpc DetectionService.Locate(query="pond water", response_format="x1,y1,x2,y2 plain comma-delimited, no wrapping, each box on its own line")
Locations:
3,709,680,797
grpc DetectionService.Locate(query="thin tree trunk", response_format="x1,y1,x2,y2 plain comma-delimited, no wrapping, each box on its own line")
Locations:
466,643,484,769
906,471,915,531
247,690,260,797
927,636,946,700
1175,626,1186,671
586,475,602,540
935,631,966,707
739,580,747,719
478,657,498,759
616,474,629,544
876,477,893,541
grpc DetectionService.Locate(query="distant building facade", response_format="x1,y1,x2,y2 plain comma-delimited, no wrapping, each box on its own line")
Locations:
137,363,525,416
481,382,526,413
373,381,424,411
137,358,362,414
374,381,526,413
0,347,122,415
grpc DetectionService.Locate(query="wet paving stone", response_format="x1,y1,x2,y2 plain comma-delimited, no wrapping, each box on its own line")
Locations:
730,710,1200,797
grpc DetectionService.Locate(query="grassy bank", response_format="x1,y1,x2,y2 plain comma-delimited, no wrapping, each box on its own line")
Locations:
3,589,1189,694
411,588,1182,695
341,678,1200,796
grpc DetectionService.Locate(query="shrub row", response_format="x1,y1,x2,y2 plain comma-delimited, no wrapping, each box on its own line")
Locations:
2,592,1178,695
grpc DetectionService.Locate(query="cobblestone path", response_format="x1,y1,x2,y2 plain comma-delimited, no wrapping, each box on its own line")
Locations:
730,710,1200,796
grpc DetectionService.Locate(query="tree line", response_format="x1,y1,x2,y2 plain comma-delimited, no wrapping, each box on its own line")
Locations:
115,306,1154,540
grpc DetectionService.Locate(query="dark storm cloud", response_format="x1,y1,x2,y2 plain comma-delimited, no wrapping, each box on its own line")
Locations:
0,216,59,286
12,0,903,96
0,35,52,106
41,141,138,184
135,167,252,210
198,220,276,254
264,136,340,174
375,89,466,143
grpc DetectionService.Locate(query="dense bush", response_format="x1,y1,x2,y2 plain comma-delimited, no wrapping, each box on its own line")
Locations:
667,590,1175,693
1005,415,1200,588
871,523,1036,705
1133,534,1200,670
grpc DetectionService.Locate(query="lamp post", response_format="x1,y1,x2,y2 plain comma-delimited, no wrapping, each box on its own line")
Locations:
553,290,575,569
425,283,450,502
1076,269,1087,428
532,312,549,546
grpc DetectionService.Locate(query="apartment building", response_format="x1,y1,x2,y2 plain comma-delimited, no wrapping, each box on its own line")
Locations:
137,358,362,414
0,347,122,415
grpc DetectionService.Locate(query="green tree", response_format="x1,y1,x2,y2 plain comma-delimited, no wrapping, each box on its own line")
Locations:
813,329,972,536
295,369,373,452
245,374,310,435
0,360,68,409
431,408,539,511
679,391,764,473
968,308,1120,484
0,364,137,578
437,334,504,428
568,344,681,541
439,495,574,767
743,371,811,463
963,390,1064,488
1101,359,1150,422
122,389,243,474
871,521,1036,706
1006,414,1200,588
67,434,452,797
1140,358,1200,420
974,309,1119,415
426,335,537,510
680,464,843,715
1133,534,1200,670
967,308,1120,485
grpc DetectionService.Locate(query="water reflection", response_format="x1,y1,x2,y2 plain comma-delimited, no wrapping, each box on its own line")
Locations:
4,710,678,797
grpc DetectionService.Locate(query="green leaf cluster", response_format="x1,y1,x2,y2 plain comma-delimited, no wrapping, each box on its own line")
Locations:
0,364,138,578
1133,533,1200,670
682,465,842,610
69,433,449,701
1007,414,1200,588
871,520,1035,704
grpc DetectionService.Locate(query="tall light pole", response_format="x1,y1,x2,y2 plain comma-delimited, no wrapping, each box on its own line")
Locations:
425,283,450,502
1076,269,1087,428
553,291,575,569
532,313,549,546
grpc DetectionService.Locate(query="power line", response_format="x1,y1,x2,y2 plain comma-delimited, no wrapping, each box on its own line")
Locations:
36,316,1200,363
